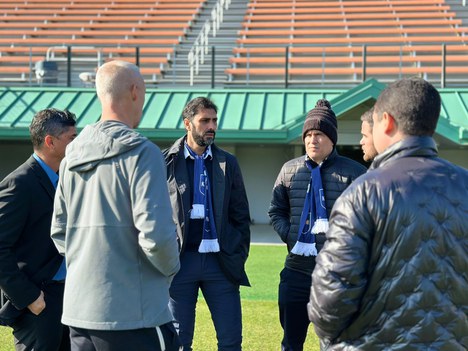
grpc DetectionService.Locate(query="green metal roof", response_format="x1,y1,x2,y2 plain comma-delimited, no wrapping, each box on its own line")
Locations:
0,79,467,145
0,87,341,143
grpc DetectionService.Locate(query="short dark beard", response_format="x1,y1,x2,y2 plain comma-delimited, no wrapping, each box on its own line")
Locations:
191,126,216,147
194,133,215,147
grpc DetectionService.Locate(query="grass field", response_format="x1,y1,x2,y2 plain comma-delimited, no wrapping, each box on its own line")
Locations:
0,245,320,351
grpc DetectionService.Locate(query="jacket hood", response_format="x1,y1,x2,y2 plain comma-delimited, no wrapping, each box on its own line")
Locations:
66,120,146,172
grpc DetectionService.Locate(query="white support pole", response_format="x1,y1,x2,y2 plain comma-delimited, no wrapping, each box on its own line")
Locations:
195,43,199,75
204,21,210,55
211,8,217,37
217,4,223,32
188,49,194,86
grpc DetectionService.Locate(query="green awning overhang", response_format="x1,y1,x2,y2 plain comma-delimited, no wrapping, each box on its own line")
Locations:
1,79,467,146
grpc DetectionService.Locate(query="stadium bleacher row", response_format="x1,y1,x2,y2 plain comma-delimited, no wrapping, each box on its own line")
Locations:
0,0,203,82
1,0,468,86
228,0,468,84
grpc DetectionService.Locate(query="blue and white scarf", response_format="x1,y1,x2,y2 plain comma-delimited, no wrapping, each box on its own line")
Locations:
291,159,329,256
185,143,220,253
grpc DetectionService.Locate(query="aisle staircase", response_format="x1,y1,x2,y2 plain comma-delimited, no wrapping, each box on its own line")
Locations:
158,0,250,87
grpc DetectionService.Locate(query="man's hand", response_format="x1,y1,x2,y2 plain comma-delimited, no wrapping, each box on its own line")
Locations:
27,291,46,315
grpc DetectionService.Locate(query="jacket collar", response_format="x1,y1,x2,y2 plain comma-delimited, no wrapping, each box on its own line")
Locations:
370,136,438,170
306,147,338,168
184,143,213,160
166,136,186,158
167,135,222,161
26,155,56,200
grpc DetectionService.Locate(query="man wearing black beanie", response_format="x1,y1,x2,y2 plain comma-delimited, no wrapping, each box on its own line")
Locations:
268,99,366,351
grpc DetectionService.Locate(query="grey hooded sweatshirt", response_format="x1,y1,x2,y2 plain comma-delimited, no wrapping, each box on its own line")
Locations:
51,120,180,330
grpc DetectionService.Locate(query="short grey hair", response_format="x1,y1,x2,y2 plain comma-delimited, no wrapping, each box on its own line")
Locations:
95,60,142,102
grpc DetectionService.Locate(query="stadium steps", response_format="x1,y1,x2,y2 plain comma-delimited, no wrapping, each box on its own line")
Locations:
158,0,250,87
445,0,468,27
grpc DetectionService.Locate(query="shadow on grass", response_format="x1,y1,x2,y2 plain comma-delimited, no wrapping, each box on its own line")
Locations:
193,299,319,351
0,245,320,351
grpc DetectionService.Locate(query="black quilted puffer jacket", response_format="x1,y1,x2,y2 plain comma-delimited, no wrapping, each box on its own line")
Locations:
268,149,366,275
308,136,468,350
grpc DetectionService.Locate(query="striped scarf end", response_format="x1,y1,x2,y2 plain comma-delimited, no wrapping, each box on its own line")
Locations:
198,239,220,253
190,204,205,219
291,242,317,257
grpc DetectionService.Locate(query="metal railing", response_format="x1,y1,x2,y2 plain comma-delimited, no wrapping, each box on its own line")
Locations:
225,43,468,88
188,21,211,86
2,43,468,88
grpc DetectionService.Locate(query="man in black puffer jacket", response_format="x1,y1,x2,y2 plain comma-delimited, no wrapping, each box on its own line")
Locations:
309,78,468,350
269,99,366,351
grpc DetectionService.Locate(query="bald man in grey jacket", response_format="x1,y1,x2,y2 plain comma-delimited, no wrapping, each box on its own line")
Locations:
51,60,181,351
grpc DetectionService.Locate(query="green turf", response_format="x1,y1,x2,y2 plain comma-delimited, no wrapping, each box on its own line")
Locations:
0,329,12,351
0,245,320,350
241,244,288,301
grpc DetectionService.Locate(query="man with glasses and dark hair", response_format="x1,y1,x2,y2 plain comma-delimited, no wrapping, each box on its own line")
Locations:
0,108,77,350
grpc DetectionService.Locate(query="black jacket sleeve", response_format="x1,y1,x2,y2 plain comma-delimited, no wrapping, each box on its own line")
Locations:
308,181,372,341
0,177,41,310
268,165,291,243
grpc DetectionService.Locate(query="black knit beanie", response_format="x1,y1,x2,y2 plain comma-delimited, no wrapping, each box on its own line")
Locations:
302,99,338,144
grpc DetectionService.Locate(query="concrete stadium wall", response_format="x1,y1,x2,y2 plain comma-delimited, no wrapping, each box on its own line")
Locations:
0,141,32,180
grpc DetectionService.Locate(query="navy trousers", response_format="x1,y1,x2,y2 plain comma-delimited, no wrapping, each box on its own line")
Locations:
169,252,242,351
278,267,312,351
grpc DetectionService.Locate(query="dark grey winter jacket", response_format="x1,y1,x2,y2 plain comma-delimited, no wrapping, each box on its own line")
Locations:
268,149,366,275
309,136,468,350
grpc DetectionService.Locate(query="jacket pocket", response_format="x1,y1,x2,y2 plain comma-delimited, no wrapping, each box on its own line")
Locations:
217,250,250,287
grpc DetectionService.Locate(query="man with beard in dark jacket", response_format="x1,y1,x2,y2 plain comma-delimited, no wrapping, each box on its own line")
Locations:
163,97,250,351
268,99,366,351
308,78,468,350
